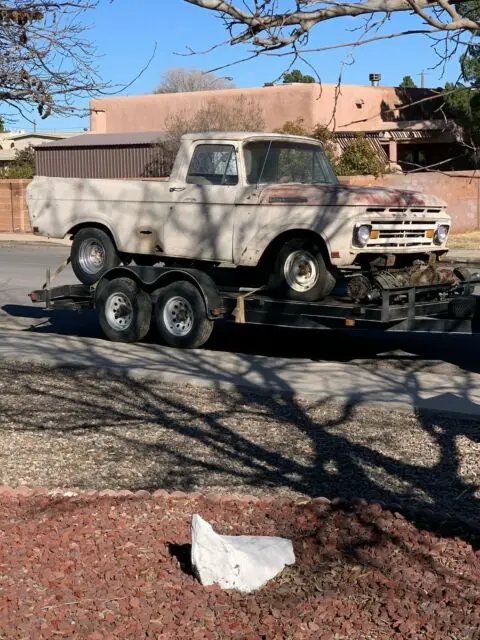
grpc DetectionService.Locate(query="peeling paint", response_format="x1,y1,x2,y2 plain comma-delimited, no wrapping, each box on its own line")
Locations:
257,184,446,209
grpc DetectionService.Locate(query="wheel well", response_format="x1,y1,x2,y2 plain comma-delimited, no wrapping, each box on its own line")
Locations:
258,230,331,271
68,222,116,244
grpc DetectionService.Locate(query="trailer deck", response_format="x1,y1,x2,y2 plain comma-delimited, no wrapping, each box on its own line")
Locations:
29,265,480,339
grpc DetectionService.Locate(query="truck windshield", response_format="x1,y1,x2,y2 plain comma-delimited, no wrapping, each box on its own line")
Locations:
243,140,338,185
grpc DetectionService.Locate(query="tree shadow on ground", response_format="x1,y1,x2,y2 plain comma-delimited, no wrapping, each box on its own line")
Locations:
0,332,479,548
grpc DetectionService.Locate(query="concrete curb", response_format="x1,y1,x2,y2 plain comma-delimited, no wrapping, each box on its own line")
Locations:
444,256,480,266
0,233,71,247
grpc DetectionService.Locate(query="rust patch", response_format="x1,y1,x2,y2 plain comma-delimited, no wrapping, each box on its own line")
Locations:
258,184,446,209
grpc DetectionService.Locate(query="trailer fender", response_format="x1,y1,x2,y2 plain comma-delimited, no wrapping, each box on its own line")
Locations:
95,266,224,320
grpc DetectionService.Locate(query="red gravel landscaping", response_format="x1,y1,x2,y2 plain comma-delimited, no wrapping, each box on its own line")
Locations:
0,489,479,640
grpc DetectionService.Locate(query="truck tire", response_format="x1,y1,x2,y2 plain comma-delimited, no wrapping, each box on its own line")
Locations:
96,277,151,343
71,228,121,285
155,281,213,349
270,238,336,302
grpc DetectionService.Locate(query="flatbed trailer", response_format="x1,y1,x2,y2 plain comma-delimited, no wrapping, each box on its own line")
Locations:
29,265,480,349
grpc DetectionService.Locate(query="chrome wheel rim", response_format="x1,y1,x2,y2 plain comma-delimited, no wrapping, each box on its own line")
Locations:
163,296,194,337
105,293,133,331
284,250,319,292
79,239,105,275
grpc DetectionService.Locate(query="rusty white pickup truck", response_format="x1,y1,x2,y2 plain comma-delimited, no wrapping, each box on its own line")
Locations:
26,131,451,301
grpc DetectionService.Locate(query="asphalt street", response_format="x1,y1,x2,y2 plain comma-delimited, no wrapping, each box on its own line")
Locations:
0,244,480,386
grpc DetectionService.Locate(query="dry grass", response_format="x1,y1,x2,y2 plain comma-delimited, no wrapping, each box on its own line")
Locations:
448,232,480,250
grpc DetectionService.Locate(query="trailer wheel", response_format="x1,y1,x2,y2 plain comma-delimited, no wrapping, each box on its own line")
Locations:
71,227,121,285
155,281,213,349
96,277,151,343
270,238,336,301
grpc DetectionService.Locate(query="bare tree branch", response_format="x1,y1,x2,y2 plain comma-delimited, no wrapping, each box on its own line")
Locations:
0,1,152,122
185,0,480,54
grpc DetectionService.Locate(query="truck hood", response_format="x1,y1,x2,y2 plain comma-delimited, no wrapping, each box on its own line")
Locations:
258,183,446,209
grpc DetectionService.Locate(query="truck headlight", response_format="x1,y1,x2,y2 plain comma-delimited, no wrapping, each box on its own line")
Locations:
434,225,449,245
355,224,372,247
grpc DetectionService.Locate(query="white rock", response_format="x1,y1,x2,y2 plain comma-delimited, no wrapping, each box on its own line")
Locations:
191,514,295,593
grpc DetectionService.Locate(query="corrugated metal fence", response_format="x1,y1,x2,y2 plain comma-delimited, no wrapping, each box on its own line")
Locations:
35,132,174,179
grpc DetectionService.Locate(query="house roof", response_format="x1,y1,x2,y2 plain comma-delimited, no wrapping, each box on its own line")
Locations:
3,132,78,142
39,131,170,149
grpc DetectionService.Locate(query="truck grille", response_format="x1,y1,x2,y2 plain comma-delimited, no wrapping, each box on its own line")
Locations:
365,208,442,248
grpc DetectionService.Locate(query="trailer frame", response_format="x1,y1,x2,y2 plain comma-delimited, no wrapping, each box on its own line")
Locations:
28,265,480,346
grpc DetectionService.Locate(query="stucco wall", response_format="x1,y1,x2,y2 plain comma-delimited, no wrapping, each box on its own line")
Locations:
90,84,412,135
340,172,480,233
0,180,31,232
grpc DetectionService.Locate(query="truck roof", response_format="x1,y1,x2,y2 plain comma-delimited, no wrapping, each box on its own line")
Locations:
180,131,320,143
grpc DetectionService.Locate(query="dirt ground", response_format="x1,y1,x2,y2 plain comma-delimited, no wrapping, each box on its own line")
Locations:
448,231,480,250
0,361,479,528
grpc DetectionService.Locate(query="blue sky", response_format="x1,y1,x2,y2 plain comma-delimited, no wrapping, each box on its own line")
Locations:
22,0,464,133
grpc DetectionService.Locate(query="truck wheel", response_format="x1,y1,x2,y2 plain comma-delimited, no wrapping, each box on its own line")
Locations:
271,238,336,301
155,281,213,349
71,228,121,285
96,277,151,343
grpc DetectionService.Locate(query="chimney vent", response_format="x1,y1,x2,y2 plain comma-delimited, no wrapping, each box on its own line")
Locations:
369,73,381,87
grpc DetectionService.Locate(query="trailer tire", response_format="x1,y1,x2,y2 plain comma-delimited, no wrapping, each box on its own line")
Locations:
155,281,213,349
96,277,151,343
71,227,121,285
270,238,336,301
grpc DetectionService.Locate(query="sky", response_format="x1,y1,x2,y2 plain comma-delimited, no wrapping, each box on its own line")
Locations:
17,0,465,133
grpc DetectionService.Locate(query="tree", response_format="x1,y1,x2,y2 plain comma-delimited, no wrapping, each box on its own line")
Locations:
184,1,480,62
275,117,337,165
399,76,417,88
2,145,35,179
155,67,235,94
335,136,387,177
275,118,385,175
0,1,109,121
144,95,264,177
282,69,315,84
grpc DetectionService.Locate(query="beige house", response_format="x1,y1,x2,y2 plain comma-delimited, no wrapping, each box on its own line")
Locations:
0,131,78,169
90,82,460,172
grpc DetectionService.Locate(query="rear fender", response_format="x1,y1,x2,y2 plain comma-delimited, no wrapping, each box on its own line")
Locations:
95,266,224,319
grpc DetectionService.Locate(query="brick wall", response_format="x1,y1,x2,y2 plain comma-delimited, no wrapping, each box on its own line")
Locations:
340,172,480,233
0,180,31,232
2,174,480,235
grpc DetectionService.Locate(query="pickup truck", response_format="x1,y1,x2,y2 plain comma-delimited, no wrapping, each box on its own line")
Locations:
26,131,451,301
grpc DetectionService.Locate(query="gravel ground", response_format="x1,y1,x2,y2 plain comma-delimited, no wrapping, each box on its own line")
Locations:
0,361,479,529
1,492,479,640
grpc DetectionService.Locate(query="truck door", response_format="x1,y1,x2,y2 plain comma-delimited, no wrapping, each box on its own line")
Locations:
164,143,238,263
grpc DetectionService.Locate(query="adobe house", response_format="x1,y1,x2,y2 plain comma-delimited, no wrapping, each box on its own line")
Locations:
90,77,463,172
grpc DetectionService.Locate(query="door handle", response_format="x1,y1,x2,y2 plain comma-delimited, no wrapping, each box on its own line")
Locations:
169,186,186,192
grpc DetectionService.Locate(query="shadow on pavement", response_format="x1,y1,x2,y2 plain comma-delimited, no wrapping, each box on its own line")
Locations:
3,303,480,376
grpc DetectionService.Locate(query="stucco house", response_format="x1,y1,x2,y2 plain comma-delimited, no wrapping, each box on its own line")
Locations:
0,131,78,169
90,81,462,172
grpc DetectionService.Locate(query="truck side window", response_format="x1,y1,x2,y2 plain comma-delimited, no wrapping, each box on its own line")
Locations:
187,145,238,186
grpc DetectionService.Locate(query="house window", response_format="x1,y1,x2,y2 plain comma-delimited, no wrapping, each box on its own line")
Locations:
187,144,238,186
